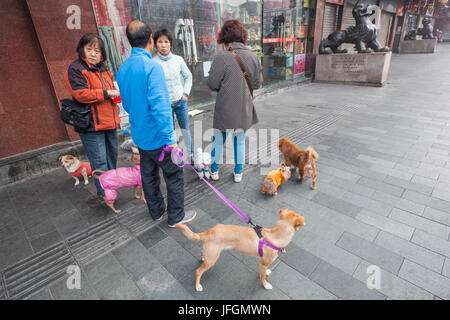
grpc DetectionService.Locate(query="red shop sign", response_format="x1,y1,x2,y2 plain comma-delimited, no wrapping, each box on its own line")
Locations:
263,37,298,43
325,0,344,5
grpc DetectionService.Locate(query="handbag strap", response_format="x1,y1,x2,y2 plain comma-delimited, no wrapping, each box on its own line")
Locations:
228,47,253,98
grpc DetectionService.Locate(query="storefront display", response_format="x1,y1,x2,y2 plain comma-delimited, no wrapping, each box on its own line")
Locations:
262,0,316,86
90,0,314,109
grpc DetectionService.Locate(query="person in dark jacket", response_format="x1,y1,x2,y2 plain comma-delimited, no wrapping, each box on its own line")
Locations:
208,20,263,183
65,33,121,198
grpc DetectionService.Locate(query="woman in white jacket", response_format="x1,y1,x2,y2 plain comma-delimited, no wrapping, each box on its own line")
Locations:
153,29,194,159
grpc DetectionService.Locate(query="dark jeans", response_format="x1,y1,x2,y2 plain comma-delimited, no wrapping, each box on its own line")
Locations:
138,146,185,226
79,129,118,195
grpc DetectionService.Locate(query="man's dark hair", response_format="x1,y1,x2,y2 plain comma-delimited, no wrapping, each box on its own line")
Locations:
76,33,107,62
126,22,152,48
153,29,173,47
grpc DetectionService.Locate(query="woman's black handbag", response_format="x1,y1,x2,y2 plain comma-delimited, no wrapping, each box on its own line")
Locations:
60,99,91,130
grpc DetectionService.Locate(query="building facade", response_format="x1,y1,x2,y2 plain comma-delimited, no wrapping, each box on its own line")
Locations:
1,0,404,160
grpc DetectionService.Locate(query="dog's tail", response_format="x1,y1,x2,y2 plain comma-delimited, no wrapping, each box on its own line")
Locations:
306,146,319,160
176,224,202,242
91,170,105,179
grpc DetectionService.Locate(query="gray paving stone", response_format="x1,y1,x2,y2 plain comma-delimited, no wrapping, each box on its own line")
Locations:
311,192,362,218
293,230,361,276
26,288,53,300
411,229,450,258
137,265,194,300
370,190,402,207
384,176,433,196
136,226,168,250
368,164,414,181
443,259,450,278
149,236,200,282
91,269,144,300
29,230,63,253
51,209,89,238
0,231,33,270
394,163,440,180
269,262,337,299
329,176,375,197
278,242,322,277
353,260,433,300
411,175,437,188
389,208,450,239
341,191,393,217
336,232,404,275
398,259,450,300
49,270,99,300
83,253,124,284
432,188,450,203
317,164,361,183
403,190,450,214
357,177,404,197
355,209,414,240
309,261,386,300
112,239,161,281
375,231,445,274
394,198,425,216
357,154,396,168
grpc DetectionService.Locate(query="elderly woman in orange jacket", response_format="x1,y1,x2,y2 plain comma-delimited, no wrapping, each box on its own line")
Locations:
65,33,121,198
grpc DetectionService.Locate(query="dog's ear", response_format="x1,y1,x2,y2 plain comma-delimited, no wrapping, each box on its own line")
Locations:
58,156,63,161
278,209,288,218
294,215,306,230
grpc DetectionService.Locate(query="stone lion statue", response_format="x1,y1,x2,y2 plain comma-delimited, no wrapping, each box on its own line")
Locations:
404,17,435,40
319,0,390,54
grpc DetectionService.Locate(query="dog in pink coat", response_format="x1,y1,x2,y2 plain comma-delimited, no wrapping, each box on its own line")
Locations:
92,154,145,213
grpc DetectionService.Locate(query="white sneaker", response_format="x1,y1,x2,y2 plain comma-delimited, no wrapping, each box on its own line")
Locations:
211,171,219,181
204,170,210,179
233,172,243,183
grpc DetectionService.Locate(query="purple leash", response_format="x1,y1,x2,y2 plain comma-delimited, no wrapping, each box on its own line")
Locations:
159,146,284,257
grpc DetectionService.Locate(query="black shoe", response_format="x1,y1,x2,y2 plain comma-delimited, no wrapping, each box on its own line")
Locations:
97,191,105,199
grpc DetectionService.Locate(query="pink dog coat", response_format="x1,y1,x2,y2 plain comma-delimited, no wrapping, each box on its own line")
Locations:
98,164,142,203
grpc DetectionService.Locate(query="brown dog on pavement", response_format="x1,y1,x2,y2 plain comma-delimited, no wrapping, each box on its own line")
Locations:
176,209,306,291
278,138,319,189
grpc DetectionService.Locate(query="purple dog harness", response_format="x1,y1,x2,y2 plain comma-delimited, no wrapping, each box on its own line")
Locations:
159,146,285,257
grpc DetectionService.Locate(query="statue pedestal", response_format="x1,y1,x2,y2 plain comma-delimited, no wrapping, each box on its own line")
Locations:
398,39,437,54
314,51,392,87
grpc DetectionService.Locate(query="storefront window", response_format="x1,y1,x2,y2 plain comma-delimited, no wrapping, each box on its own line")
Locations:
90,0,314,109
262,0,316,87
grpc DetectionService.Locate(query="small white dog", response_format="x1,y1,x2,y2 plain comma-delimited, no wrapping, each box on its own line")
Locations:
193,148,211,179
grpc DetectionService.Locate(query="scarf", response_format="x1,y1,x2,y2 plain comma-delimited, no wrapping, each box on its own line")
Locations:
157,51,173,61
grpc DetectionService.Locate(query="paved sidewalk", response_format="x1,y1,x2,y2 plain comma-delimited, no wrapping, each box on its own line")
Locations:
1,44,450,300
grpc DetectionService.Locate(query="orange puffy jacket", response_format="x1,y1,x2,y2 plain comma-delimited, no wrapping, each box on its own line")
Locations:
65,57,120,132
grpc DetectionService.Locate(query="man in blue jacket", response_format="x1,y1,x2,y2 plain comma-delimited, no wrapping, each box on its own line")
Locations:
117,20,196,227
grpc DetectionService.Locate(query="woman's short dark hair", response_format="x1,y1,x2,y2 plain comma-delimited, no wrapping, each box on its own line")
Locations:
217,20,248,45
153,29,173,46
76,33,107,62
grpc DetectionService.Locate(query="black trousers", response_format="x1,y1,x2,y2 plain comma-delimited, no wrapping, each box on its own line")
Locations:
138,146,185,225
